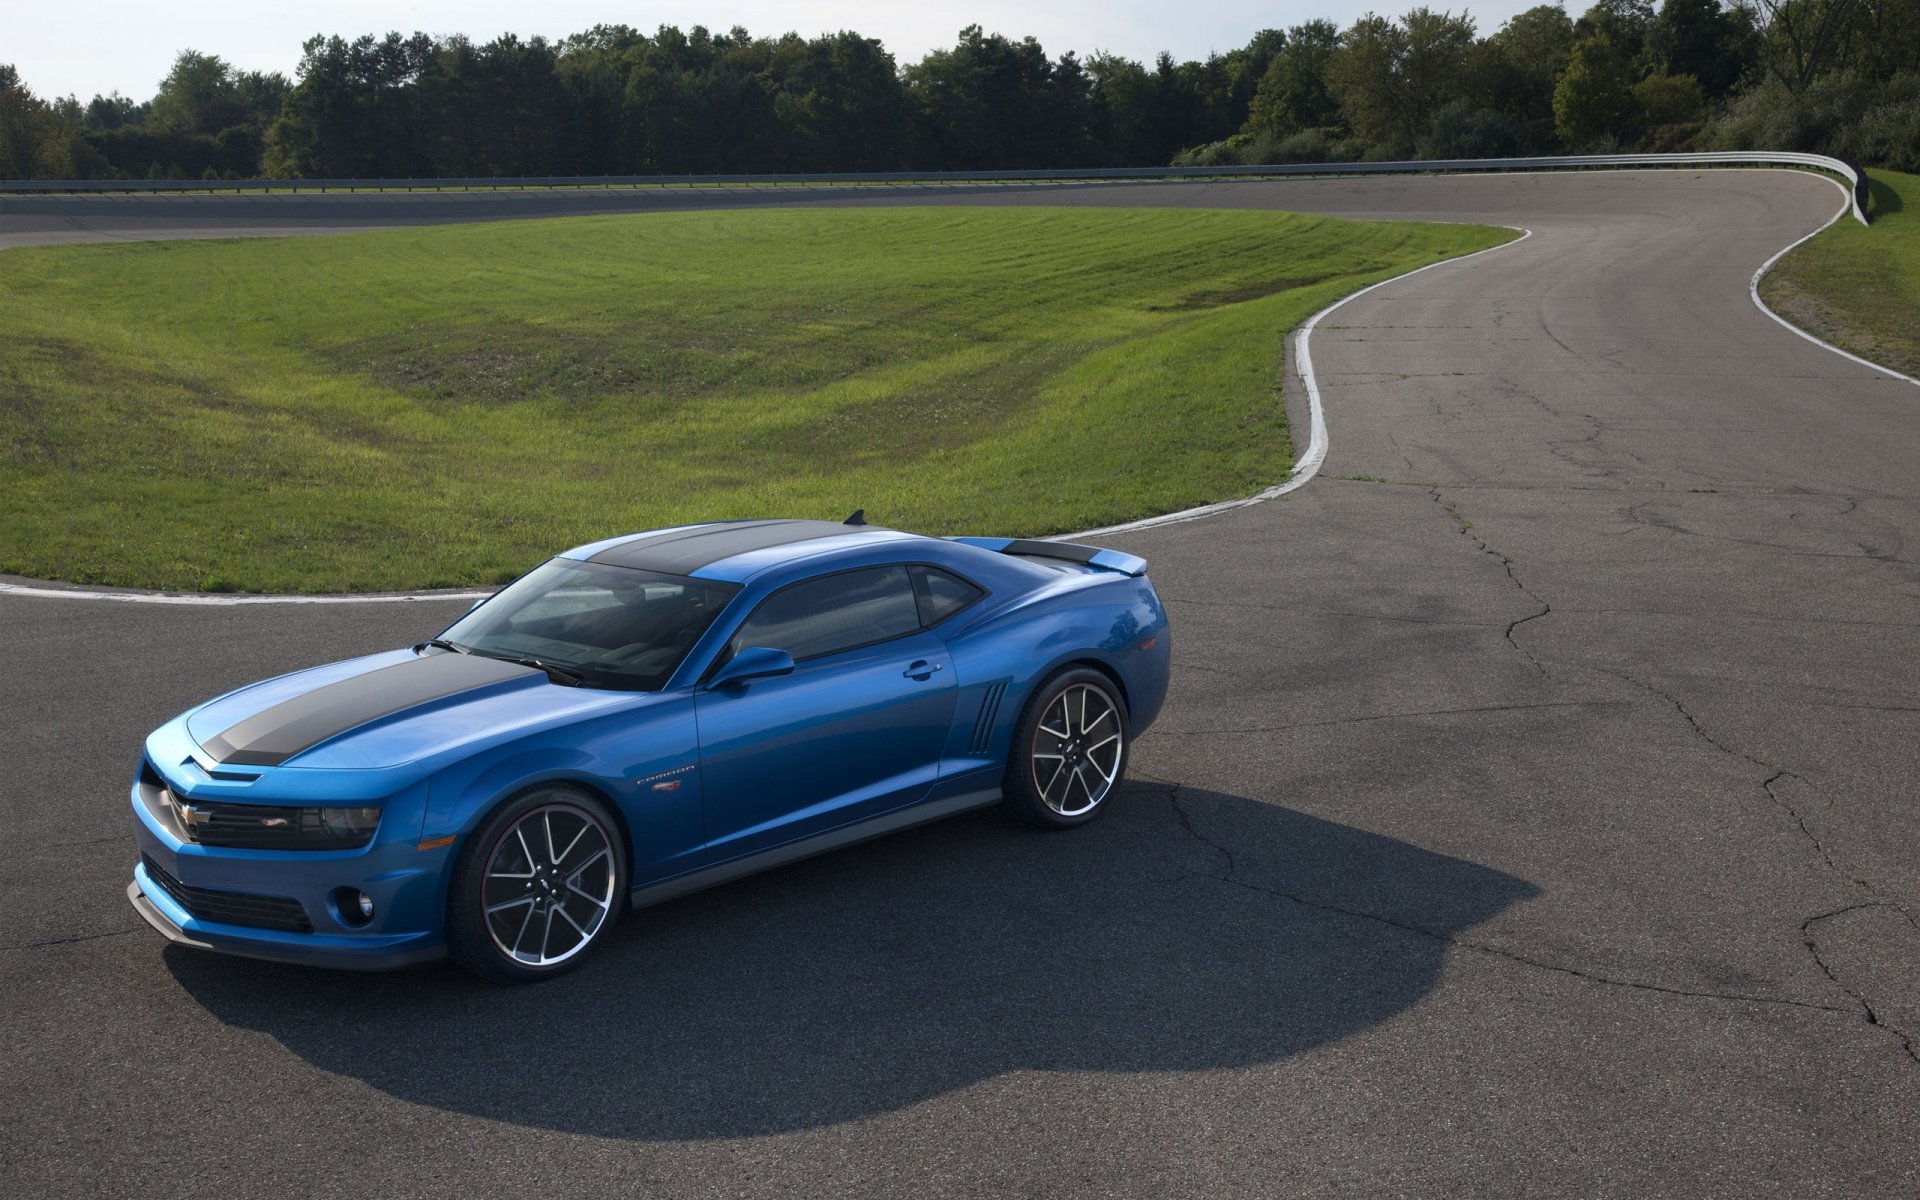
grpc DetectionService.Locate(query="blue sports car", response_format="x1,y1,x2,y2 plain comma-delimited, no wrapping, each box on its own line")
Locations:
128,517,1171,982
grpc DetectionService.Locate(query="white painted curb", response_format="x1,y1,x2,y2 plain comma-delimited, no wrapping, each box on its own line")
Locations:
0,581,490,605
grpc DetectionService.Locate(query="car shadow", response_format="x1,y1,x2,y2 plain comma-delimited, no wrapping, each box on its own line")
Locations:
167,783,1537,1140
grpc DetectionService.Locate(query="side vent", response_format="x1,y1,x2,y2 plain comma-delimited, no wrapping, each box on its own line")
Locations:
968,681,1009,755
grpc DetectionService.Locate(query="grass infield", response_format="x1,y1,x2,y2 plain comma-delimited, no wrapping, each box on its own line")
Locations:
1760,169,1920,381
0,207,1510,592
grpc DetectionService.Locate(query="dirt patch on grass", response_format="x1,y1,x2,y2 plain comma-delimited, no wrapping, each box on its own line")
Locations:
326,320,911,410
1150,276,1332,312
333,334,655,405
741,343,1091,468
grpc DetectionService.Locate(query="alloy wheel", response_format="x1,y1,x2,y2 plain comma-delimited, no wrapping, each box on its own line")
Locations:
480,801,617,967
1028,682,1125,817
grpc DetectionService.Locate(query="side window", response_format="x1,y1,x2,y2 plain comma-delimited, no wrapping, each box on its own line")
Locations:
730,566,920,662
911,566,984,627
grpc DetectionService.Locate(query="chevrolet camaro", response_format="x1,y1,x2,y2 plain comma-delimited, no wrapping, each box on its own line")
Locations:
127,517,1171,982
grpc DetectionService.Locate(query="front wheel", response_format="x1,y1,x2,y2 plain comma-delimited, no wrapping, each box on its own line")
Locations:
446,784,626,984
1003,668,1130,830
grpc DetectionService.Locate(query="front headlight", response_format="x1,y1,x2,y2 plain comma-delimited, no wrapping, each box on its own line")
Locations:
319,806,382,841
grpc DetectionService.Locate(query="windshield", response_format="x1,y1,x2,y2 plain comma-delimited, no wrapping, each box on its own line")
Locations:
438,559,738,691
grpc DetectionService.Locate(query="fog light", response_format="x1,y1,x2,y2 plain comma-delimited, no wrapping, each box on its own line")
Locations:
333,886,376,927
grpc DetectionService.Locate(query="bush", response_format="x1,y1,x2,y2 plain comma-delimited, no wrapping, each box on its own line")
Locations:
1173,127,1373,169
1554,38,1639,147
1837,74,1920,173
1633,73,1704,127
1641,121,1704,152
1170,139,1243,168
1701,72,1920,171
1358,132,1417,161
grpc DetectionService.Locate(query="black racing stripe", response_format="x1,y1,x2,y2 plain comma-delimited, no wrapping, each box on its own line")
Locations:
203,653,535,766
589,519,854,574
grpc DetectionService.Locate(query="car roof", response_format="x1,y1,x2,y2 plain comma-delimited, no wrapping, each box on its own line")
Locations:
558,519,926,582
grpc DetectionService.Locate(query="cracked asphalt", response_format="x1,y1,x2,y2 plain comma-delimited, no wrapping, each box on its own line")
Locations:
3,170,1916,1197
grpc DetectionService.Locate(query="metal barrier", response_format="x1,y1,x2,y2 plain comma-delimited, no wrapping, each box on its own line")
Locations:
0,151,1870,225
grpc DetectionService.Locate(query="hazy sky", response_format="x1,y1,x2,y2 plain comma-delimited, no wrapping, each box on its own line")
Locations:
12,1,1557,103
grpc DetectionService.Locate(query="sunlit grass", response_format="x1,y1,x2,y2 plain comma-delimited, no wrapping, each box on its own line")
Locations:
0,206,1510,591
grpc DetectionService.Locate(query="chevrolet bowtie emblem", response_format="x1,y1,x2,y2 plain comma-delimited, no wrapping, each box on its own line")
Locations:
173,796,211,828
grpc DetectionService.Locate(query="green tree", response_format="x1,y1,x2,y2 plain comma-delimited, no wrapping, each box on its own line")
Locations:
1176,30,1287,149
83,92,144,130
767,32,913,171
1576,0,1658,55
1327,8,1477,150
1650,0,1751,97
1554,35,1642,144
1474,5,1577,127
1852,0,1920,79
1327,15,1407,145
0,66,98,177
148,51,246,136
903,26,1064,169
1086,51,1155,164
264,32,434,177
1245,20,1341,137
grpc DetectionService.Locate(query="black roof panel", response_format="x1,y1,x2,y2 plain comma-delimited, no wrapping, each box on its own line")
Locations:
587,519,858,575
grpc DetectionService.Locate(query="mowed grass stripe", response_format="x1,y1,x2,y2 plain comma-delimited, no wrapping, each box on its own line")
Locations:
0,207,1512,593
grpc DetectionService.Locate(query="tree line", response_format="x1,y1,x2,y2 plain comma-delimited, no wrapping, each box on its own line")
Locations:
2,1,1915,182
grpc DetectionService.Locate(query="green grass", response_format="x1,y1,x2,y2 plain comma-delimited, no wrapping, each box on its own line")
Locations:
1761,169,1920,380
0,207,1510,592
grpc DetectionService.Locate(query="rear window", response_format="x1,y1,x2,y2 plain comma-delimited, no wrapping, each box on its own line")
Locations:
911,565,984,626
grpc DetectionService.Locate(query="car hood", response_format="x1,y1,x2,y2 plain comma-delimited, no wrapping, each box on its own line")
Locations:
184,648,641,770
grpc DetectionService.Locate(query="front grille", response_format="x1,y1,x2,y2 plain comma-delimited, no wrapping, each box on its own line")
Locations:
141,854,313,933
138,762,375,850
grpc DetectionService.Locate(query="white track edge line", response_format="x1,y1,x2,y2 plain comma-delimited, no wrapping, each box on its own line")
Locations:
1068,226,1534,540
1748,175,1918,387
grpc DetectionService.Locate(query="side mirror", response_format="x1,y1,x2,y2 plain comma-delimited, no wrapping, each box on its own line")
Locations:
707,645,795,689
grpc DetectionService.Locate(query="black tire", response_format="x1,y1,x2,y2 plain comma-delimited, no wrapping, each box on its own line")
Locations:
446,784,627,984
1003,667,1131,830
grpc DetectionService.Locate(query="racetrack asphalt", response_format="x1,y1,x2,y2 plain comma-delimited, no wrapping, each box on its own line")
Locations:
3,171,1917,1197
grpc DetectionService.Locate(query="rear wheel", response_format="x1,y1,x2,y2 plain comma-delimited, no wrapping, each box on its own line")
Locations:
1003,667,1130,830
446,784,625,984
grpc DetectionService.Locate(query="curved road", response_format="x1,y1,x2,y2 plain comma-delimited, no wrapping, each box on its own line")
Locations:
4,171,1917,1197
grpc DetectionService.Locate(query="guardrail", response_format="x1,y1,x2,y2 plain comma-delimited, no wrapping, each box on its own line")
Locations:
1,151,1869,224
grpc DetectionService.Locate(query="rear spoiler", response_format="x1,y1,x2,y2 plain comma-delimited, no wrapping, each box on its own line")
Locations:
948,537,1148,577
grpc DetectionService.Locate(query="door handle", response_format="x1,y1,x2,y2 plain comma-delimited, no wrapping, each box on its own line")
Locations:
903,660,944,681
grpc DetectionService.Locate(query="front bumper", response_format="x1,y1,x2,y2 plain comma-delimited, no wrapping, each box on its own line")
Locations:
127,874,446,971
128,763,451,972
